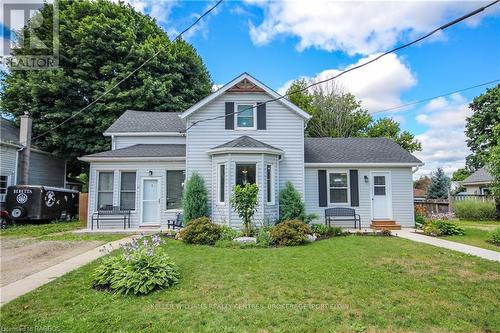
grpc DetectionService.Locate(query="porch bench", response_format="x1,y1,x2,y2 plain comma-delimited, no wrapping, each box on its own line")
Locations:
325,207,361,230
91,206,131,230
167,213,183,230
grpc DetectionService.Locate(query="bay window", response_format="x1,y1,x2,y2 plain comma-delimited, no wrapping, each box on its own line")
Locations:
235,163,256,186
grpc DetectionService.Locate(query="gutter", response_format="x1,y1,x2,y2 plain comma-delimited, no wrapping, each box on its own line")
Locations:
304,162,424,167
78,156,186,162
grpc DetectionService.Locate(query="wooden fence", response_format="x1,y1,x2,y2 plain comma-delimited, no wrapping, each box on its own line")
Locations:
79,192,88,224
414,199,450,215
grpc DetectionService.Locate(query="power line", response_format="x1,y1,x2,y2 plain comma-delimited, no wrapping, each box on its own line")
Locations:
186,0,499,131
32,0,224,141
371,79,500,114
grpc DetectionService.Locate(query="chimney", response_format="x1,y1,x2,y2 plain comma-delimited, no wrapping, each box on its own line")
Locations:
18,112,32,185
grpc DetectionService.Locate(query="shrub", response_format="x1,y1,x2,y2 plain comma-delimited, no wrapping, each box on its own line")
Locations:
422,220,465,237
256,226,273,247
179,217,222,245
279,182,307,222
269,220,310,246
230,183,259,236
182,172,209,223
220,225,238,241
414,206,427,228
92,235,179,295
487,228,500,246
453,200,496,220
311,224,328,236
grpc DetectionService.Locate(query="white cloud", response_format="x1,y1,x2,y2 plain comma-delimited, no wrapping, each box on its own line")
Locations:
115,0,178,23
279,53,417,112
247,1,499,55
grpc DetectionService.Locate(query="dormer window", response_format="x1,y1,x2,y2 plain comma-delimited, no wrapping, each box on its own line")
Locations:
236,104,256,129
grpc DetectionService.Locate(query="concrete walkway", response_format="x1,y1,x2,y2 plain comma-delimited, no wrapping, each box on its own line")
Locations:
0,235,136,306
396,229,500,262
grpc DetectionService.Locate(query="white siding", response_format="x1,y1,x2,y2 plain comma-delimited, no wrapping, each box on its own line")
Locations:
0,144,18,203
114,136,185,149
305,167,415,227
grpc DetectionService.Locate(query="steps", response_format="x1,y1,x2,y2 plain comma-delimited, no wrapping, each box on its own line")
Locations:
370,220,401,230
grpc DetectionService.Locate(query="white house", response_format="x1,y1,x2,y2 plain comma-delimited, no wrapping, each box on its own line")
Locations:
460,167,493,196
80,73,423,230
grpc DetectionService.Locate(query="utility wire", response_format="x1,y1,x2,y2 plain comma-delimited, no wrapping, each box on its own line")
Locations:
186,0,499,131
32,0,224,141
371,78,500,114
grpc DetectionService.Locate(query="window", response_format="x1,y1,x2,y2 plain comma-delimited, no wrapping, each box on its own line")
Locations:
218,164,225,203
97,172,114,209
236,104,255,129
266,164,274,204
329,172,349,204
235,164,256,186
373,176,386,196
0,175,8,194
120,172,136,210
166,170,185,210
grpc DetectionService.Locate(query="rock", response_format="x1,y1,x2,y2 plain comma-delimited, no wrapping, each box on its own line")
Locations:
233,237,257,244
306,234,317,242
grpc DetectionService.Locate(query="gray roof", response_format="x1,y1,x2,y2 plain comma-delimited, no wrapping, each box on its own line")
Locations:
82,144,185,159
105,110,185,134
212,135,282,151
304,137,422,164
1,118,21,145
462,167,493,184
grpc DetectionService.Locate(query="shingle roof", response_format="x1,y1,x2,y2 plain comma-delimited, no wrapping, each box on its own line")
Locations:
105,110,185,134
1,118,21,145
82,144,185,159
462,167,493,184
304,137,422,164
212,135,282,151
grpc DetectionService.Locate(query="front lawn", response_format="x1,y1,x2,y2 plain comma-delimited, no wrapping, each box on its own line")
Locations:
1,237,499,332
445,227,500,252
0,220,82,238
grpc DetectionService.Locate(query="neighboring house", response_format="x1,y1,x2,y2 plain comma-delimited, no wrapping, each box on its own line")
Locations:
413,188,427,202
0,117,66,208
80,73,423,230
461,167,493,195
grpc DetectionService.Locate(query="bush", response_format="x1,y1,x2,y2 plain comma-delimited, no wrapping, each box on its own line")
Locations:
179,217,222,245
220,226,238,241
279,182,307,222
422,220,465,237
269,220,310,246
230,183,259,236
182,172,209,223
92,235,179,295
256,226,273,247
310,224,345,237
487,228,500,246
453,200,496,220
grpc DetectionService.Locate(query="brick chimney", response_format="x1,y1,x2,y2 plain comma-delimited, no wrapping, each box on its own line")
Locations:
18,112,32,185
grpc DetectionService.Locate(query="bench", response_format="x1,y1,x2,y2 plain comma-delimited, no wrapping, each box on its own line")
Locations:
91,206,131,230
167,213,183,230
325,207,361,230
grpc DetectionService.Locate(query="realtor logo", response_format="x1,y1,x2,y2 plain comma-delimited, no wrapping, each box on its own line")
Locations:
1,0,59,70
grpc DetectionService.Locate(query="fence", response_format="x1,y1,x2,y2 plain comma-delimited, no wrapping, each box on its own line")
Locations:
451,194,493,202
79,192,88,225
414,199,450,215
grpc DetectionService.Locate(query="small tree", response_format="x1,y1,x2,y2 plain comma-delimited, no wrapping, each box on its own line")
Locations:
279,182,307,222
230,183,259,236
182,172,208,223
427,168,451,199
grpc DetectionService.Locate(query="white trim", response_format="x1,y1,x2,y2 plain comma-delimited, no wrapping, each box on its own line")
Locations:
370,171,393,220
305,162,423,167
207,147,283,156
461,181,492,186
217,163,226,205
179,73,311,121
96,170,114,211
140,177,161,225
79,156,185,162
104,132,185,137
118,170,137,212
234,103,257,130
165,169,186,211
234,162,258,185
327,170,350,206
265,163,275,205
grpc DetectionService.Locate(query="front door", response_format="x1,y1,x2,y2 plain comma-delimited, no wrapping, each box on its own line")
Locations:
141,178,160,225
372,172,391,219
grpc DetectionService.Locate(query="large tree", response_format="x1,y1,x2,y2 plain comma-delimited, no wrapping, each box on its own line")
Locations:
465,84,500,170
0,0,212,174
366,118,422,153
487,124,500,220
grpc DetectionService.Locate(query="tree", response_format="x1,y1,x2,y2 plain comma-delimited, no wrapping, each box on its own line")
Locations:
230,183,259,236
279,181,307,222
414,176,431,191
451,167,472,182
427,168,451,199
182,173,208,223
366,118,422,153
486,124,500,220
0,0,212,174
465,84,500,170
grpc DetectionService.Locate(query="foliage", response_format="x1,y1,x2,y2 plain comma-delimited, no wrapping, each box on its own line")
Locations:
179,217,222,245
92,235,179,295
366,118,422,153
310,224,345,237
413,176,431,191
256,226,274,247
230,183,259,237
452,168,472,181
182,173,209,223
214,239,261,249
453,200,496,220
487,228,500,246
487,124,500,220
465,84,500,169
414,206,427,228
427,168,451,199
269,220,311,246
0,0,212,174
279,182,307,222
422,220,465,237
220,226,238,241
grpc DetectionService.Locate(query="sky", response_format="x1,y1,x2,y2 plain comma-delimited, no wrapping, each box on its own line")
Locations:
2,0,500,178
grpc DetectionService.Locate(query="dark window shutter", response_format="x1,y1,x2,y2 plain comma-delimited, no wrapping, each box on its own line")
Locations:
349,169,359,207
257,103,266,130
225,102,234,130
318,170,327,207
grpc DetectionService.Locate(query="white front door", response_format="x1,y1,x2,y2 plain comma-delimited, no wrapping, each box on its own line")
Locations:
141,178,160,225
372,172,391,220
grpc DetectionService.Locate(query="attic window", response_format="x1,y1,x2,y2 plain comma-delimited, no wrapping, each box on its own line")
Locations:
236,104,255,129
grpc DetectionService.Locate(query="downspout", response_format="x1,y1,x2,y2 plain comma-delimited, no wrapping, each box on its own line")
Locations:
277,155,280,222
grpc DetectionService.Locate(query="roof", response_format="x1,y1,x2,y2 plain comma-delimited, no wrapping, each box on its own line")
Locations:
179,73,311,121
462,167,493,184
212,135,281,151
304,137,423,165
413,188,427,197
80,144,185,161
104,110,185,134
1,118,21,145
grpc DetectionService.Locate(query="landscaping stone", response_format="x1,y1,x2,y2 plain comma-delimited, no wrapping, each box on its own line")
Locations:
233,237,257,244
306,234,317,242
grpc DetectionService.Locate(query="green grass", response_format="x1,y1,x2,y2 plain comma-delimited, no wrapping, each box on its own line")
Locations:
436,220,500,252
39,232,132,242
1,237,499,332
456,220,499,231
0,220,83,238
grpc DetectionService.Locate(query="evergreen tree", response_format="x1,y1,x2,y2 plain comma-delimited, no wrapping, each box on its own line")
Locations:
427,168,451,199
182,173,208,223
279,182,306,222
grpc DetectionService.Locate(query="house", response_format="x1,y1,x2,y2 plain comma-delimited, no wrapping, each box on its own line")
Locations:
80,73,423,230
461,167,493,195
0,116,66,209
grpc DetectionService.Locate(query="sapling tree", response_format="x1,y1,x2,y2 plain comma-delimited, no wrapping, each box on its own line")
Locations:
230,183,259,236
427,168,451,199
182,172,208,223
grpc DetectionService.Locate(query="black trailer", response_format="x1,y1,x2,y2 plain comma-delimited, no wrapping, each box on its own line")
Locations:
5,185,79,222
